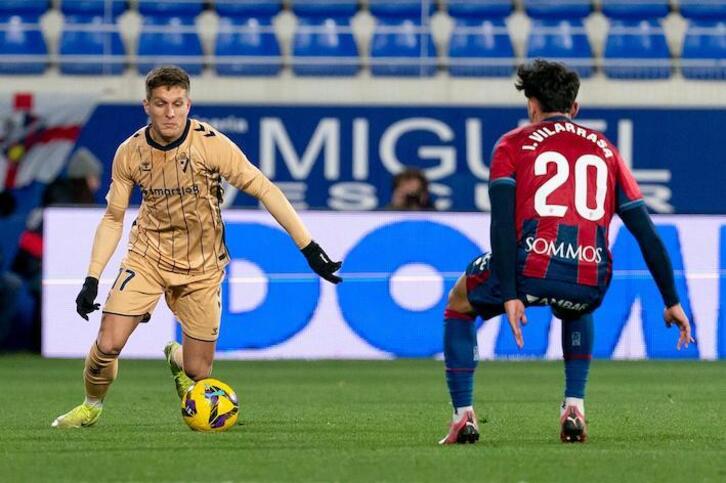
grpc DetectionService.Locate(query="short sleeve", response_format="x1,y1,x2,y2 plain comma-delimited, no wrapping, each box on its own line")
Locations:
105,144,133,210
614,149,644,214
489,136,517,188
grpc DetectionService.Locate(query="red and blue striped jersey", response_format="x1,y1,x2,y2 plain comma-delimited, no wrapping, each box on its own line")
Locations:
489,117,643,288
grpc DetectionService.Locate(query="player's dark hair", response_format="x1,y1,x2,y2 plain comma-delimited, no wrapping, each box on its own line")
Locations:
145,65,190,99
392,168,429,192
515,60,580,113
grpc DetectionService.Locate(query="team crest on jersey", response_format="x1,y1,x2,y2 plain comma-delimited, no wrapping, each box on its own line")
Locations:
140,160,151,171
178,153,190,173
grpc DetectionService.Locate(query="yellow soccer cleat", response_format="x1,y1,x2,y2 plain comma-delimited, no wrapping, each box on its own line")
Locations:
164,341,194,399
51,402,102,429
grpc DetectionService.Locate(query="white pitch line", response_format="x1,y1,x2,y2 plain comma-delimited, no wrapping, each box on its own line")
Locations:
42,270,726,286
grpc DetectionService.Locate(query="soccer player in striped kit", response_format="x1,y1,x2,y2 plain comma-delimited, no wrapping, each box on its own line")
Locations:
440,60,693,444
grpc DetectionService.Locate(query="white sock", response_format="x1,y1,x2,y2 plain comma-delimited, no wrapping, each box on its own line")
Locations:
560,397,584,416
84,396,103,409
453,406,473,423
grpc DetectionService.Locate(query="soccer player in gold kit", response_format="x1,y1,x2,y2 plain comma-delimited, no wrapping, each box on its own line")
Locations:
52,66,342,428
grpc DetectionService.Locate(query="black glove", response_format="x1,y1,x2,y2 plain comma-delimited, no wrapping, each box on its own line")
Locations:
302,241,343,284
76,276,100,320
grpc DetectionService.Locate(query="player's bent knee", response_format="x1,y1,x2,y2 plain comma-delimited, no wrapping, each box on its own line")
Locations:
95,338,123,356
446,285,472,315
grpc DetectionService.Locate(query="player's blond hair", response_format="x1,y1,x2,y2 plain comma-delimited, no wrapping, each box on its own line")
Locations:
145,65,190,100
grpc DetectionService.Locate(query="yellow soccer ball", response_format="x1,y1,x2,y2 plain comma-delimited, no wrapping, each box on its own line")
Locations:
181,378,239,432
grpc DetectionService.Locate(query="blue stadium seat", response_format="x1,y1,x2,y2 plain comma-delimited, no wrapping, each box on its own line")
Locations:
0,1,47,16
526,19,593,78
524,0,592,19
679,1,726,21
215,15,281,76
682,20,726,80
59,1,126,75
369,0,436,18
215,0,280,18
448,17,514,77
137,15,203,75
138,1,203,17
448,0,512,19
447,1,513,77
369,1,437,76
292,2,359,76
61,0,126,16
601,1,670,20
604,19,671,79
0,14,47,74
59,15,125,75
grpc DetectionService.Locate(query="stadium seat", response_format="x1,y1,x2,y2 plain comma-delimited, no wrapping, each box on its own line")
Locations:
215,0,280,18
137,1,203,17
214,0,282,76
447,1,514,77
603,19,671,79
292,2,359,76
679,0,726,21
523,0,592,20
137,15,203,76
59,1,126,75
448,17,514,77
600,1,670,21
0,1,47,16
0,1,47,74
215,14,281,76
526,19,593,78
448,0,512,19
681,20,726,80
0,15,47,74
61,0,126,16
369,1,437,77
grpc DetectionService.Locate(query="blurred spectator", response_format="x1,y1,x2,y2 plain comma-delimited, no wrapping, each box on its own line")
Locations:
6,147,103,351
386,167,433,211
43,147,103,206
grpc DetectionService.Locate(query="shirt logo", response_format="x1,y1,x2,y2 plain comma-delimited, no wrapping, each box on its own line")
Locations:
526,294,590,312
524,237,603,264
140,160,151,171
141,184,200,198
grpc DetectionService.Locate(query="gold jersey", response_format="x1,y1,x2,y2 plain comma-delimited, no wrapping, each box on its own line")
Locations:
88,118,306,278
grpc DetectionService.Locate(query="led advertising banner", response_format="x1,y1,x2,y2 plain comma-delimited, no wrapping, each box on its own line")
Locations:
43,208,725,360
76,105,725,214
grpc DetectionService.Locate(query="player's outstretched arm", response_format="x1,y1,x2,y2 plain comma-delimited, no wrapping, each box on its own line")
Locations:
76,145,133,320
211,133,342,284
209,130,342,283
619,204,694,349
76,199,128,319
258,184,342,284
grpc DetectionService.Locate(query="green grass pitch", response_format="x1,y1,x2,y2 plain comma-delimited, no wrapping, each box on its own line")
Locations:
0,356,724,482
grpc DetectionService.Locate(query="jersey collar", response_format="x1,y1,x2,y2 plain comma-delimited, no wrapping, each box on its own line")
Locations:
541,115,571,123
145,119,191,152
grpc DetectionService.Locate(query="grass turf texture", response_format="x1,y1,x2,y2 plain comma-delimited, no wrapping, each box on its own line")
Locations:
0,356,724,482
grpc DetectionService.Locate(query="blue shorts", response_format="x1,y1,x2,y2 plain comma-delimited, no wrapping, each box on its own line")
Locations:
464,253,607,321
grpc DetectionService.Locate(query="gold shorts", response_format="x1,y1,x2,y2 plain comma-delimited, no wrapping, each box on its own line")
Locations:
103,251,224,342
